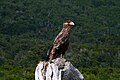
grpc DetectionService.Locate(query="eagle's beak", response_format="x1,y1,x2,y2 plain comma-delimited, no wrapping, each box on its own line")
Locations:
69,21,75,26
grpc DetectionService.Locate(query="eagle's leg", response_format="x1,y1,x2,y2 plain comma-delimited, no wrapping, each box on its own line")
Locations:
60,51,65,58
49,55,52,61
49,54,54,63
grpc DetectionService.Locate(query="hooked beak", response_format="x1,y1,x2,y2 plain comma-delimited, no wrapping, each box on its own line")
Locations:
69,21,75,26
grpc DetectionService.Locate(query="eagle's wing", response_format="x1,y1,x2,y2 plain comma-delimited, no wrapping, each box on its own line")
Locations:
53,32,66,49
52,32,69,53
47,30,69,61
47,32,64,56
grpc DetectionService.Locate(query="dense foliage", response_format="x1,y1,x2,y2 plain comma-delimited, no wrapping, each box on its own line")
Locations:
0,0,120,79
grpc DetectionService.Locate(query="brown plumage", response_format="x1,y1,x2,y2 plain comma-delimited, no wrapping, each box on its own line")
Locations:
46,20,75,62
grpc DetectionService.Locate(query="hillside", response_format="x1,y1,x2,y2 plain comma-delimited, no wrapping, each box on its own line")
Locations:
0,0,120,80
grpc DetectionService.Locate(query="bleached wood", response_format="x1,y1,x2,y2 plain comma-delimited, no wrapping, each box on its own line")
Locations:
35,58,84,80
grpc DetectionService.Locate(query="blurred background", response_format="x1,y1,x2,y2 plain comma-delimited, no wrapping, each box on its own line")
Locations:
0,0,120,80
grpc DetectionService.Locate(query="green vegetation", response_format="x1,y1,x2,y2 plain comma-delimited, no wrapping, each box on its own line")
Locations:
80,67,120,80
0,0,120,80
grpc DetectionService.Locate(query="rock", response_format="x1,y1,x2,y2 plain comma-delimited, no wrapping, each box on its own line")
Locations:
35,58,84,80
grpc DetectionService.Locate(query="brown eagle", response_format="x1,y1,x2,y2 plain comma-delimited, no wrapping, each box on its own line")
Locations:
46,20,75,62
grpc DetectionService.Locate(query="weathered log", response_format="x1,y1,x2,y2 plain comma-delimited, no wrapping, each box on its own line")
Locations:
35,58,84,80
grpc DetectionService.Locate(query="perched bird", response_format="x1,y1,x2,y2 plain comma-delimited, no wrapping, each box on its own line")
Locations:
46,20,75,62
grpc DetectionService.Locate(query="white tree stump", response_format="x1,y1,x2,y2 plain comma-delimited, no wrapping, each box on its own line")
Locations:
35,58,84,80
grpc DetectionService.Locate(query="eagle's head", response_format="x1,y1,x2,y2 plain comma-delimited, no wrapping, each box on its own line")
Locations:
63,20,75,28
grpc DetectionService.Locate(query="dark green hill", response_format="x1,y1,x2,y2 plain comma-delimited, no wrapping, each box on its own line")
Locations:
0,0,120,79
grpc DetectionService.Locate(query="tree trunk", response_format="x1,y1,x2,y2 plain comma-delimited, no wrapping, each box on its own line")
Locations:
35,58,84,80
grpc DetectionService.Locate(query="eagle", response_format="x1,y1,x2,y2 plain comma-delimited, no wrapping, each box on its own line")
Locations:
46,20,75,62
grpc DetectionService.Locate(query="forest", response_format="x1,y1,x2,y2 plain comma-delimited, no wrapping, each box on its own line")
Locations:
0,0,120,80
